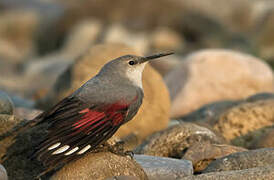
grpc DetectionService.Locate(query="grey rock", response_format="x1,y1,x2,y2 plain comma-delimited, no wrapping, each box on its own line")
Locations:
14,107,42,121
0,91,14,115
180,100,239,125
135,122,224,157
134,155,193,180
246,92,274,102
0,164,8,180
8,94,35,109
203,148,274,173
232,125,274,149
180,165,274,180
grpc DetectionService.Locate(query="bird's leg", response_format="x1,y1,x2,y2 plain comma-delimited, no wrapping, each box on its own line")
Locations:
107,140,134,159
89,141,134,158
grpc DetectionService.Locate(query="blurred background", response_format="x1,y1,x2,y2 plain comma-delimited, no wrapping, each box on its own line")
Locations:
1,2,274,178
0,0,274,119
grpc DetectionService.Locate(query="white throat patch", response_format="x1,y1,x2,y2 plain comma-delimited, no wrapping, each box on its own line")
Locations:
126,63,146,88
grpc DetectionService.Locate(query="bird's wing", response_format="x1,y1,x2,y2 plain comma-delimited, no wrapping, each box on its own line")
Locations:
32,96,130,167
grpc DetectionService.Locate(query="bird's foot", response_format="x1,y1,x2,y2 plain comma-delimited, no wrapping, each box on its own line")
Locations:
108,141,134,159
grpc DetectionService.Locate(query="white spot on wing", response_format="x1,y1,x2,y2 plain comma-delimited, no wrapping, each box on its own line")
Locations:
48,142,61,150
77,145,91,154
65,147,79,156
52,145,70,155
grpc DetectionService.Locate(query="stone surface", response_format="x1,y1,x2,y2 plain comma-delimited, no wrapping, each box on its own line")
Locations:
0,10,39,63
182,90,274,152
179,0,256,33
179,93,274,145
134,154,193,180
0,91,14,115
23,54,74,97
203,148,274,173
245,92,274,102
22,19,102,98
150,27,184,52
0,164,8,180
250,126,274,148
0,114,22,137
213,99,274,141
8,94,35,109
165,49,274,118
180,165,274,180
57,0,183,31
182,143,247,172
61,19,103,57
180,100,240,125
256,10,274,60
14,107,42,121
37,43,170,142
135,122,224,157
232,125,274,149
51,152,148,180
104,24,149,55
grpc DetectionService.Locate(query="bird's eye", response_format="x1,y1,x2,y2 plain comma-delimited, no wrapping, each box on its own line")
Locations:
128,61,135,65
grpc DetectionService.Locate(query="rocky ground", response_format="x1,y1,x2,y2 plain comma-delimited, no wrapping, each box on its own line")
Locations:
0,0,274,179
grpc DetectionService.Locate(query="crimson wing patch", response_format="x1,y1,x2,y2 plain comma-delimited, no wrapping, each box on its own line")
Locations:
32,97,129,167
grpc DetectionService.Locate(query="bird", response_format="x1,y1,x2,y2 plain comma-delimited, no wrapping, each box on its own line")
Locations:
15,52,173,173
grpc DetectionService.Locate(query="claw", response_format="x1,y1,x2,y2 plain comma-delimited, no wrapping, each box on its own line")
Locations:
107,141,134,158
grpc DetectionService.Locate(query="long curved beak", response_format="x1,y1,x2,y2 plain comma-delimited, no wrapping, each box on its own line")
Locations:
139,52,174,63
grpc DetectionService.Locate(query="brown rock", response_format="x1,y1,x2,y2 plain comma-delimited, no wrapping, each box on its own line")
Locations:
37,43,170,142
179,93,274,146
183,143,247,172
0,10,39,63
62,19,103,58
181,165,274,180
250,126,274,149
256,10,274,60
165,49,274,118
57,0,183,30
104,24,149,55
135,122,224,157
231,125,274,148
51,152,148,180
214,99,274,141
178,0,255,32
150,27,184,52
203,148,274,173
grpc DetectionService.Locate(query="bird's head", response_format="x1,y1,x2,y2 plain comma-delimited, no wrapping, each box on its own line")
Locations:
98,52,173,88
